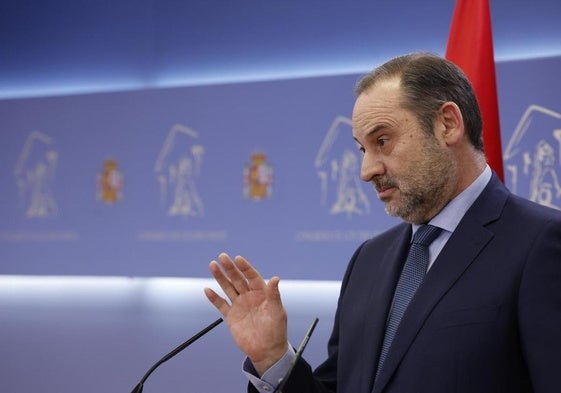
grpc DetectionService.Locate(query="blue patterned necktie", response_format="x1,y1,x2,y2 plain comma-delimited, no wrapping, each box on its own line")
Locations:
375,224,442,378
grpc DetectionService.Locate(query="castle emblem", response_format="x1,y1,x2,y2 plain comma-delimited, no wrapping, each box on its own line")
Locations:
154,124,205,217
14,131,59,218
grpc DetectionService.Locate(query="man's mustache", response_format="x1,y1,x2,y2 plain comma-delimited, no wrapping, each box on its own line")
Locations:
373,177,397,192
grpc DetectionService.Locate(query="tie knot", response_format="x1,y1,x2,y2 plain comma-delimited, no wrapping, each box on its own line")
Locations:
412,224,442,247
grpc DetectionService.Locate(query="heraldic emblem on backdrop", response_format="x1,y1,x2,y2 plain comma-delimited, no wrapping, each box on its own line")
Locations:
244,151,273,200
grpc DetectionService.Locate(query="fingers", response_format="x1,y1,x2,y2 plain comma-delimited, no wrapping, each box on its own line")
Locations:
207,253,267,302
203,287,230,317
232,255,266,291
218,253,252,295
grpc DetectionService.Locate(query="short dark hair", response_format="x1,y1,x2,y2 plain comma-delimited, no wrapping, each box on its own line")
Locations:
355,53,483,151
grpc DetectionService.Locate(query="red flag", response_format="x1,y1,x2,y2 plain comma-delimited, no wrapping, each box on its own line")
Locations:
446,0,504,182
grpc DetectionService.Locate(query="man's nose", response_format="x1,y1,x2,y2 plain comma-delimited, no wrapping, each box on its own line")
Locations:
360,153,384,182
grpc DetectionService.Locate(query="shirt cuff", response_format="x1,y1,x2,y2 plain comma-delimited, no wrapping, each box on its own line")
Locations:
242,345,296,392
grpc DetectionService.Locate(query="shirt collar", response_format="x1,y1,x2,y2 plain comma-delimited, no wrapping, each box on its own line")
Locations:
413,165,492,235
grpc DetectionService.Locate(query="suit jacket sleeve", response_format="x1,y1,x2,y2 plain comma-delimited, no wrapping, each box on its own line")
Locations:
517,215,561,392
247,241,368,393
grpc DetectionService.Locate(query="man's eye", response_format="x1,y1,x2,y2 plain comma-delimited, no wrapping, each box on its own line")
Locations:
358,146,365,154
377,138,387,147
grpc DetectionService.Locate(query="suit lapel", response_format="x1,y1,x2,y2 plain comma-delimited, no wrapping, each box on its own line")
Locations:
360,224,411,393
372,174,507,393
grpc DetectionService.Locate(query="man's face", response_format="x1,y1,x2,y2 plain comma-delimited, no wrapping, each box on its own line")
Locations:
352,77,457,224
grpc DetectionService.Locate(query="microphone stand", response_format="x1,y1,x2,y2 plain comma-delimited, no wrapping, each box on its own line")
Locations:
131,317,223,393
274,317,319,393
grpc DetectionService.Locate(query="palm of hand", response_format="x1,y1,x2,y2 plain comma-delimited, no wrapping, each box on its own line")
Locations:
227,287,288,364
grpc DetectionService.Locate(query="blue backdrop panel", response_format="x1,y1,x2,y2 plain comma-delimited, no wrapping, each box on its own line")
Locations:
1,56,561,279
498,56,561,210
0,75,400,279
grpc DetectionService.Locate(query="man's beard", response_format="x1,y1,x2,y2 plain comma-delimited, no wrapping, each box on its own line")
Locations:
374,137,457,223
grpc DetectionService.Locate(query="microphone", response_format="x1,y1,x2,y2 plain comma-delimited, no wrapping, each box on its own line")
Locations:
130,317,223,393
274,317,319,393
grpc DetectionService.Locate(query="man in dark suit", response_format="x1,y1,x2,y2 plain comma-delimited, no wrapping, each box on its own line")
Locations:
204,53,561,393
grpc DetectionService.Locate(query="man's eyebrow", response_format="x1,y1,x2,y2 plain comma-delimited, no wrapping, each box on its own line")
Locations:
354,124,386,144
354,120,389,139
366,124,386,137
358,125,386,141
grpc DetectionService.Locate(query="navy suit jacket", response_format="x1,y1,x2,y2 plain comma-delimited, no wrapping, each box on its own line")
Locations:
255,174,561,393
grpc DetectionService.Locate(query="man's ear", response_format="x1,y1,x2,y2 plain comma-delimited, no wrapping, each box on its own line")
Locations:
437,101,464,146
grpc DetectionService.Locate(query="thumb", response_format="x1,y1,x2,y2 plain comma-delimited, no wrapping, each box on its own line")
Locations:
266,276,283,304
